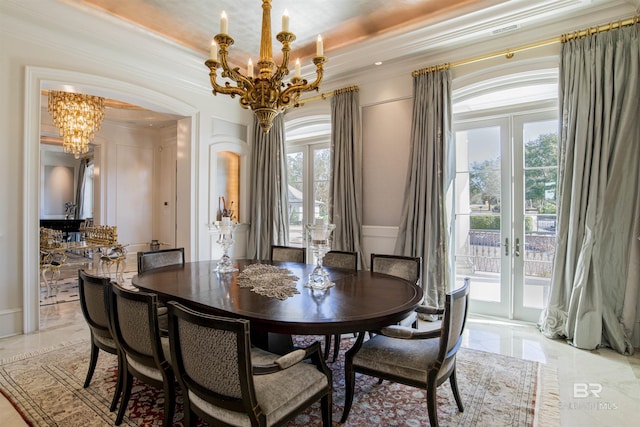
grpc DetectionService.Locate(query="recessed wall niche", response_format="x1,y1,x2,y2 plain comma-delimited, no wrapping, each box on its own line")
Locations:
216,151,240,222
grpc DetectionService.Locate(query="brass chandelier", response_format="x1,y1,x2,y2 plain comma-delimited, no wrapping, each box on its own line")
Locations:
47,91,105,159
205,0,327,133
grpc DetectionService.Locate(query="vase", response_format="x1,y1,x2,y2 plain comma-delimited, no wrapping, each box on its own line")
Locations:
210,217,238,273
305,222,336,290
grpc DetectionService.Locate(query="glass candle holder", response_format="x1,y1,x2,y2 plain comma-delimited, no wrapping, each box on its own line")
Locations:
305,222,336,290
210,217,238,273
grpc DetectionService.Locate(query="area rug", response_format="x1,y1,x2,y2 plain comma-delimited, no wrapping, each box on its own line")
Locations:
0,336,558,426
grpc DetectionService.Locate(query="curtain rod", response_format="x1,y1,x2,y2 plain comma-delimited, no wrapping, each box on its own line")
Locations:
413,15,639,76
297,85,359,105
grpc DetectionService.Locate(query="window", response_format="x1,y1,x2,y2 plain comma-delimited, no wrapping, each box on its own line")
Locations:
285,116,331,245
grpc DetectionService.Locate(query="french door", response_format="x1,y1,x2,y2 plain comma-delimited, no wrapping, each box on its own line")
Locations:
453,110,558,322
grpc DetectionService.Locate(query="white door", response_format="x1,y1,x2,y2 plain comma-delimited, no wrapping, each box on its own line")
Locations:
453,111,558,322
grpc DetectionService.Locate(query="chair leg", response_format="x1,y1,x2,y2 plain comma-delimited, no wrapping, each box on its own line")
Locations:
110,351,125,412
162,377,176,427
183,396,194,427
115,370,133,426
321,391,332,426
41,269,52,298
339,362,356,423
83,342,99,388
426,381,439,427
449,368,464,412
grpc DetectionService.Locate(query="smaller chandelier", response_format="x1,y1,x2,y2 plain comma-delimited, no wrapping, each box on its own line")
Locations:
47,91,105,159
205,0,327,133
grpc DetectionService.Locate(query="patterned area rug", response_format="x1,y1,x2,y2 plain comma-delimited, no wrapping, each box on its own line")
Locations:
0,335,558,426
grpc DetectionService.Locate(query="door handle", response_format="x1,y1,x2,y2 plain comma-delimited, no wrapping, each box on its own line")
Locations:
515,238,521,257
504,238,509,256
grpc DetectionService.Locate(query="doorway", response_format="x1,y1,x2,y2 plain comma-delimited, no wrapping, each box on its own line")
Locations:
25,67,195,334
453,109,558,322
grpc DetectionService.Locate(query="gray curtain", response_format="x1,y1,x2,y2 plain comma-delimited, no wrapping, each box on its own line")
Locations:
247,114,289,260
329,89,364,267
539,24,640,354
74,158,88,220
395,69,452,308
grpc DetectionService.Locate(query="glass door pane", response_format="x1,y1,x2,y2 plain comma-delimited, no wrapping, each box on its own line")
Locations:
312,147,331,222
513,115,558,321
454,119,510,317
286,151,304,245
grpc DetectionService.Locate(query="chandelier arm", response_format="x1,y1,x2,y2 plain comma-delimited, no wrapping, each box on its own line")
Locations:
279,57,326,106
273,32,295,82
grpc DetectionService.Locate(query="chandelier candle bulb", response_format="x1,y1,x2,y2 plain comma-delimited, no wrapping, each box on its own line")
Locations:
220,11,228,34
295,58,301,77
282,9,289,32
316,35,323,56
210,41,218,61
247,58,253,77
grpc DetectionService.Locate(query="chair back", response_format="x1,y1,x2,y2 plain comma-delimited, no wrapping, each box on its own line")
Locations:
137,247,185,273
78,270,113,344
323,250,358,271
167,302,259,418
109,282,167,371
271,245,306,263
370,253,422,285
437,279,471,371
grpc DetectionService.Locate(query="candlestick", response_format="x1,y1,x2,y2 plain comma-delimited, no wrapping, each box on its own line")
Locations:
220,11,228,34
316,35,323,57
210,219,238,273
282,9,289,32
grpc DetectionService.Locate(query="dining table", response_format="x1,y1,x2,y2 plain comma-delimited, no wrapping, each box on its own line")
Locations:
131,259,423,353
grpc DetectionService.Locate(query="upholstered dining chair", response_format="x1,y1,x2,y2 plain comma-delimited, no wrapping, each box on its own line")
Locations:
137,247,184,331
370,253,422,328
78,270,123,412
108,282,176,426
270,245,306,264
167,301,333,426
137,247,185,273
340,278,471,426
322,250,358,362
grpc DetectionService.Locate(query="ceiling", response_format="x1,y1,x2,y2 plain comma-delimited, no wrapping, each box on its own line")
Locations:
63,0,490,64
46,0,639,130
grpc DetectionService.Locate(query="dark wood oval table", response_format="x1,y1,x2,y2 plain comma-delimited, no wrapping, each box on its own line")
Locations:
132,259,423,339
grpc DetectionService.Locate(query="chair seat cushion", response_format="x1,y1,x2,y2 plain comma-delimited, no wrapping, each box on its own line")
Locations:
353,334,440,383
125,336,172,381
93,333,117,351
189,346,329,426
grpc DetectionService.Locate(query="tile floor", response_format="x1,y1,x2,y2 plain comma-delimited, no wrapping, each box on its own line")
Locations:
1,273,639,426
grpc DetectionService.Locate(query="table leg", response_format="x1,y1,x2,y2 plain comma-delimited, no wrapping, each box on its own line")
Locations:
250,331,294,355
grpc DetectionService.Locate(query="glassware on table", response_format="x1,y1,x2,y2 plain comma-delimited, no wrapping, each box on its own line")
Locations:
305,222,336,290
210,217,238,273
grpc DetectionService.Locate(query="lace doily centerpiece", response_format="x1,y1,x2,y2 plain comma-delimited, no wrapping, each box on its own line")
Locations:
237,264,300,300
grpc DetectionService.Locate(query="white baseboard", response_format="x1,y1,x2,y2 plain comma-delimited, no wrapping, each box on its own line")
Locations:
0,308,23,338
